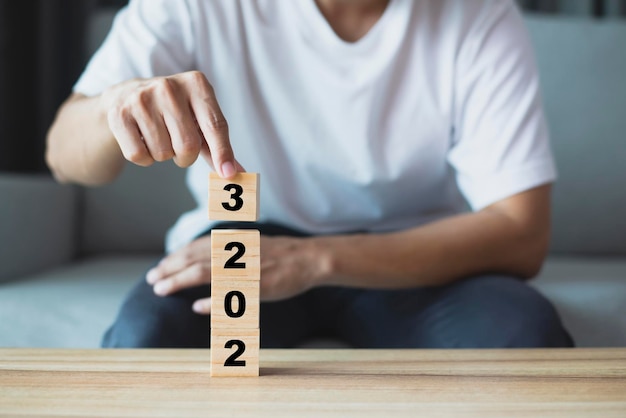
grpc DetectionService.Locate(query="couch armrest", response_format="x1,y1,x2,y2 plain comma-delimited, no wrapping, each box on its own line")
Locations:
0,174,77,282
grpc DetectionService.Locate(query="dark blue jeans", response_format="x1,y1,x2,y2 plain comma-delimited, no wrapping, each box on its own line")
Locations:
102,223,573,348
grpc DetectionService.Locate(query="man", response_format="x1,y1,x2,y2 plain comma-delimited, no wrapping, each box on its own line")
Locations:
46,0,573,348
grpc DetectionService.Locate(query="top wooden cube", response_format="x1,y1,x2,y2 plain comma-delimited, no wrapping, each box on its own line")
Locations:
208,172,260,222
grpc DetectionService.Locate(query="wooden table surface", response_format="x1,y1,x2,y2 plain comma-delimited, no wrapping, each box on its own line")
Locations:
1,348,625,417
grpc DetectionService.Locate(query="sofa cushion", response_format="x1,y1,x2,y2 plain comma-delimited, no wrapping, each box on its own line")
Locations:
0,174,76,282
0,256,155,348
80,162,195,255
526,16,626,255
532,257,626,347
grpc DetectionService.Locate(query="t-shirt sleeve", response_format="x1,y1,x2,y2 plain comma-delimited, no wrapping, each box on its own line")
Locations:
447,0,556,211
74,0,195,96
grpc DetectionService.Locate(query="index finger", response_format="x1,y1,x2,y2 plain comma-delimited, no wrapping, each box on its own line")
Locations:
187,72,238,179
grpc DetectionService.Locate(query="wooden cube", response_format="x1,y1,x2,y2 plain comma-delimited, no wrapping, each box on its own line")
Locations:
208,172,259,222
210,328,260,377
211,230,260,281
210,280,259,329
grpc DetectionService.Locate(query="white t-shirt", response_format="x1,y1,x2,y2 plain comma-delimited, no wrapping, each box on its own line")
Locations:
75,0,556,253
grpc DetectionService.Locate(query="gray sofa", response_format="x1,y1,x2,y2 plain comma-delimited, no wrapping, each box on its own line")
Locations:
1,15,625,348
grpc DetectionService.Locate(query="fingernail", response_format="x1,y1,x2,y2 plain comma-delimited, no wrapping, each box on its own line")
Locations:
193,299,211,313
146,269,159,284
220,161,236,178
234,159,247,173
154,281,170,296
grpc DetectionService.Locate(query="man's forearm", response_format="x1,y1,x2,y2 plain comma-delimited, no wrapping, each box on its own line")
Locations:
46,93,125,186
315,186,551,289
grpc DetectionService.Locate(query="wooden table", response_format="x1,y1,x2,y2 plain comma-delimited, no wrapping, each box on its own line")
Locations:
1,349,625,417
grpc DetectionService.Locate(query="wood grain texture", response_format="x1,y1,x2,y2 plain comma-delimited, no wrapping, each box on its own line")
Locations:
208,172,259,221
211,279,259,329
210,329,260,377
1,349,625,417
210,229,260,280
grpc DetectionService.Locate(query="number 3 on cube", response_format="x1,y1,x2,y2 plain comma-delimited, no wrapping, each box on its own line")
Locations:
208,172,259,222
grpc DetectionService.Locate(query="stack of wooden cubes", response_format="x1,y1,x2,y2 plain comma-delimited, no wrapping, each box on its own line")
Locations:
208,172,260,377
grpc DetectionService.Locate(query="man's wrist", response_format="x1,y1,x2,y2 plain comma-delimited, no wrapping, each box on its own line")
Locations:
307,235,339,288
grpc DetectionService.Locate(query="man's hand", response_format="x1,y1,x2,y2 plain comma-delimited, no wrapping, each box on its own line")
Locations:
256,236,331,302
47,71,244,184
102,71,243,176
146,235,331,314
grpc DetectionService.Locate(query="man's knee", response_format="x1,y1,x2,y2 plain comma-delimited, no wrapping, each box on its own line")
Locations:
425,276,573,348
101,278,210,348
101,311,167,348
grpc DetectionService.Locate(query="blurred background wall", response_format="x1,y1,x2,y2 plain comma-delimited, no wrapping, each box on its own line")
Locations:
0,0,624,174
0,0,116,173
